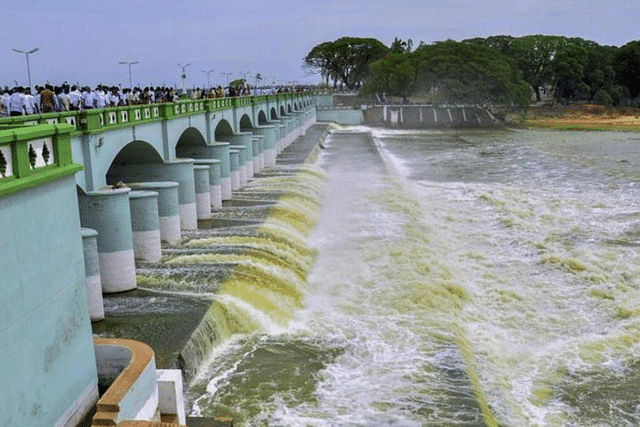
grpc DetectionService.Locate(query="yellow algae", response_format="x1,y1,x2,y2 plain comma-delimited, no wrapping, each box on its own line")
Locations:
542,256,587,272
614,306,634,319
589,288,615,300
479,193,506,206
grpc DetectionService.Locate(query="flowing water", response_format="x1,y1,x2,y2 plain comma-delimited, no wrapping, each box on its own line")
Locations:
185,127,640,426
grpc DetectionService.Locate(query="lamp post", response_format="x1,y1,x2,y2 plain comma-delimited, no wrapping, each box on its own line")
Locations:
221,72,232,86
177,63,191,95
201,69,214,88
118,61,138,88
12,47,38,90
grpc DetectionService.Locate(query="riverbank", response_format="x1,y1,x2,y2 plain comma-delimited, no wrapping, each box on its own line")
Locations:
512,103,640,131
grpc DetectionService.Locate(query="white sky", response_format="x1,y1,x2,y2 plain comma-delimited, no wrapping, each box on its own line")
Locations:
1,0,638,89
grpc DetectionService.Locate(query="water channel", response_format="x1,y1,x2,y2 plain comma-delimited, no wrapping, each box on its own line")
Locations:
158,126,640,426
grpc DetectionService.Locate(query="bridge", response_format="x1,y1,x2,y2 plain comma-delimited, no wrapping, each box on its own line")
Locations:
0,92,315,426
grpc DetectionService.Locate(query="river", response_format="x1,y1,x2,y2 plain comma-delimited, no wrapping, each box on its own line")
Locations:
187,127,640,426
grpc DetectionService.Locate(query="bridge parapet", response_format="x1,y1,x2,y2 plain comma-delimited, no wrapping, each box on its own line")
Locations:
0,123,82,197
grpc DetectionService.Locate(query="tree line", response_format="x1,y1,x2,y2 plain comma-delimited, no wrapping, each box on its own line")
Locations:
303,35,640,108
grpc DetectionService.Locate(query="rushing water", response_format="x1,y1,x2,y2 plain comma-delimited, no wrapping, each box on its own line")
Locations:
187,127,640,426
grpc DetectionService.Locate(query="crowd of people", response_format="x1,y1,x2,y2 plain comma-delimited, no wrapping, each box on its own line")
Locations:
0,81,306,117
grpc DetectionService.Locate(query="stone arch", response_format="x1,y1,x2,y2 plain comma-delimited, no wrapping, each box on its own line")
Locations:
258,110,268,125
270,107,278,120
105,140,163,185
279,105,285,116
239,114,253,132
214,119,234,142
287,104,292,113
176,127,207,159
176,127,207,148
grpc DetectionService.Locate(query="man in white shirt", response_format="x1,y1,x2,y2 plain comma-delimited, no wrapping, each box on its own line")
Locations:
81,87,94,109
1,89,10,117
24,88,36,115
94,86,106,109
9,88,27,116
69,85,82,110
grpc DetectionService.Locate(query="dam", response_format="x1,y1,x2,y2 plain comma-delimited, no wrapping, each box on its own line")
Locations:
4,93,640,426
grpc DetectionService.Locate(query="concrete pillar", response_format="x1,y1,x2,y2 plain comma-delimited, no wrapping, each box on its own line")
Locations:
127,182,181,245
278,122,286,154
78,187,136,294
194,165,211,220
81,228,105,321
252,136,263,174
211,142,232,200
128,191,162,263
229,149,240,191
230,133,254,179
194,159,222,209
108,160,197,230
254,125,277,167
229,145,248,186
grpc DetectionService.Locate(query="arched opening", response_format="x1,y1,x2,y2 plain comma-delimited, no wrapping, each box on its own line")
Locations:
279,106,285,116
270,107,278,120
287,104,292,113
258,110,268,125
176,127,207,148
214,119,234,142
239,114,253,132
176,127,207,159
106,141,163,185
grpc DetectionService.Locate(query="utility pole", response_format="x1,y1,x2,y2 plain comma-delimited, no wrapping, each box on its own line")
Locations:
118,61,138,88
177,63,191,94
201,69,214,88
12,47,39,90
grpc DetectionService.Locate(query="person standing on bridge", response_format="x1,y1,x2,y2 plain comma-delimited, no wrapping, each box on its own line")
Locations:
40,84,55,113
81,86,94,109
9,87,27,116
69,85,81,110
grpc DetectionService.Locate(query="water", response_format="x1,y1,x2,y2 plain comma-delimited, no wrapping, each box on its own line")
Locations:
187,127,640,426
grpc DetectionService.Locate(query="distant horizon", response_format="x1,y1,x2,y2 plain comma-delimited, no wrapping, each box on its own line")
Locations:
2,0,638,88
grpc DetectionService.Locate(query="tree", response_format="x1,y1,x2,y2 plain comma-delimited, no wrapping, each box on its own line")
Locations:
303,37,389,90
615,40,640,99
410,40,530,107
364,53,416,97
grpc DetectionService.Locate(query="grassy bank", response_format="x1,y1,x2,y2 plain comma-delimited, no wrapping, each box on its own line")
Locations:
516,103,640,131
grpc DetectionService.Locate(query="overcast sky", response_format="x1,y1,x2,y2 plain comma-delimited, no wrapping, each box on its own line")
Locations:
1,0,638,89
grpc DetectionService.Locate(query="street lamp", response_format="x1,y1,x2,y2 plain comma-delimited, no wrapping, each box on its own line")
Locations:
177,63,191,94
118,61,138,88
12,47,39,89
221,72,232,86
201,69,214,88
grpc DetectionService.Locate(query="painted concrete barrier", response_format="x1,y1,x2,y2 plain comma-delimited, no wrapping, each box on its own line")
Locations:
92,338,159,425
253,125,278,167
229,149,240,191
128,191,162,263
229,145,248,187
252,136,264,172
78,186,137,293
211,142,232,200
126,182,181,246
193,159,222,209
81,227,105,321
108,160,197,230
194,165,211,220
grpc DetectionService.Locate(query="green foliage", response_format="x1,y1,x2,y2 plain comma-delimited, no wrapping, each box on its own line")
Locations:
364,53,415,97
307,34,640,107
615,40,640,99
303,37,389,90
410,40,530,106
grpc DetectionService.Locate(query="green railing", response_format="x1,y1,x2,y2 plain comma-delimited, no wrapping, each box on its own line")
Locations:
0,123,83,197
0,93,313,135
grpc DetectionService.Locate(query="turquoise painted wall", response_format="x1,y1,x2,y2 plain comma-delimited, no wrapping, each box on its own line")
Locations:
0,175,98,426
